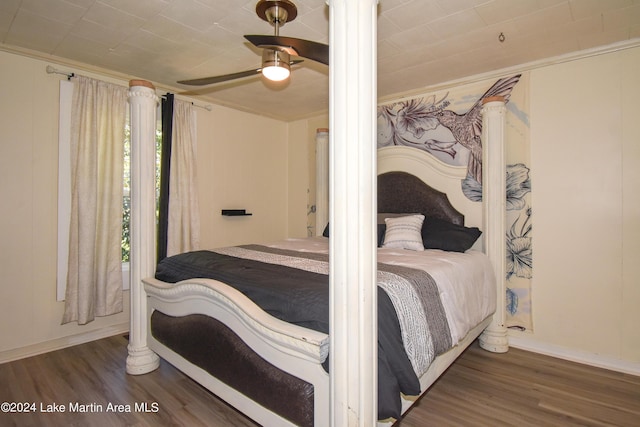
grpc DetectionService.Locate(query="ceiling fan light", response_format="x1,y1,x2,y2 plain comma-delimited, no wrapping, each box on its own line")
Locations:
261,49,291,81
262,65,290,81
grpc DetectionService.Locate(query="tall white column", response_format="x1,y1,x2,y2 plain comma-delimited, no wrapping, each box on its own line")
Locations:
315,128,329,236
479,96,509,353
126,80,160,374
328,1,378,425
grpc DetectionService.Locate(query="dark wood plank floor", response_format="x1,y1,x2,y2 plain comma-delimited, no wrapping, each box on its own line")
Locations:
0,334,638,426
397,342,640,427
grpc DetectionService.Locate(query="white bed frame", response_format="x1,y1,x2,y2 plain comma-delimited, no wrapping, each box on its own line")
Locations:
125,78,508,427
127,0,508,427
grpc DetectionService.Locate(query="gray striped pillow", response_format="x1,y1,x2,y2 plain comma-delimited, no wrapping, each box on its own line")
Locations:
382,214,425,251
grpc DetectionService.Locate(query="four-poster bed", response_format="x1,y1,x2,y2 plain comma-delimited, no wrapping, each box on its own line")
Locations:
126,79,508,426
126,5,507,422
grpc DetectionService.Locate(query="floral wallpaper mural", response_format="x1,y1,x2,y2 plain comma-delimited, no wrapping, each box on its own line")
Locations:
378,73,533,331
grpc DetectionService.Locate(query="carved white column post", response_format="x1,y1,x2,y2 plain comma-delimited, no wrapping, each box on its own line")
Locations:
479,96,509,353
126,80,160,374
328,1,378,425
315,128,329,236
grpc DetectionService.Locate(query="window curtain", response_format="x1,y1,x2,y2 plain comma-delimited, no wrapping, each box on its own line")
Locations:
157,96,200,260
157,94,173,263
62,76,128,325
167,99,200,257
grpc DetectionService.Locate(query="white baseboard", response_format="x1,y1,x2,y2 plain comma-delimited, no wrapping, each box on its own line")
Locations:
0,323,129,364
508,330,640,376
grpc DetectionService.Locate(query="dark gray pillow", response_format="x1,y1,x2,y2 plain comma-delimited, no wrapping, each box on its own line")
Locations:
420,217,481,252
322,223,387,247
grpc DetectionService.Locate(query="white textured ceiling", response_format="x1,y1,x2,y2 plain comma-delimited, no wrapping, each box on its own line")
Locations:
1,0,639,121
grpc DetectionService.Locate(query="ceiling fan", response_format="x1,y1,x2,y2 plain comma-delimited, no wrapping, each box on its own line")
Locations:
177,0,329,86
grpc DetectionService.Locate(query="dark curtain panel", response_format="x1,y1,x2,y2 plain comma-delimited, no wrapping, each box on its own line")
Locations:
157,93,174,264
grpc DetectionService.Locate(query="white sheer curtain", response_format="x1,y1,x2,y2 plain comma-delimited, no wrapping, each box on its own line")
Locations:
167,99,200,257
62,76,128,325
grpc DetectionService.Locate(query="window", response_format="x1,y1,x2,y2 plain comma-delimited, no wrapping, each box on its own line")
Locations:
121,123,163,264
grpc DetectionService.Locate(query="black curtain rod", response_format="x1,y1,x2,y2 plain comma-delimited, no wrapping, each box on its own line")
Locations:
161,93,212,111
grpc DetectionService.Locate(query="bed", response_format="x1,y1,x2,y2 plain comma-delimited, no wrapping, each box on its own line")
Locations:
125,81,509,426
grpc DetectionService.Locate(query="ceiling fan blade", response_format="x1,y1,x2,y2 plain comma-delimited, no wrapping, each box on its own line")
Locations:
245,35,329,65
177,68,261,86
178,60,304,87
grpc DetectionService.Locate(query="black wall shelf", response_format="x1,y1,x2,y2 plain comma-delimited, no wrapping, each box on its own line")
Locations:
221,209,252,216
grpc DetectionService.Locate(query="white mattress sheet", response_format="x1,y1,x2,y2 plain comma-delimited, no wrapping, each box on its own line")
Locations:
267,237,497,345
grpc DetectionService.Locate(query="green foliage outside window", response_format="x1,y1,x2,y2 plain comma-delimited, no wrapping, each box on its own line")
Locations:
121,123,162,263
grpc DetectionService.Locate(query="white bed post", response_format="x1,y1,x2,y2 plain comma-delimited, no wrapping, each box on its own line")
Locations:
479,96,509,353
315,128,329,236
328,0,378,425
126,80,160,374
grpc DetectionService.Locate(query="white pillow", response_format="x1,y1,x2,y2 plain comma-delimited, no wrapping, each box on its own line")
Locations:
382,214,425,251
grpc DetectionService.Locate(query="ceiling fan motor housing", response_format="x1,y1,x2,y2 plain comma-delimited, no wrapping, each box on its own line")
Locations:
256,0,298,29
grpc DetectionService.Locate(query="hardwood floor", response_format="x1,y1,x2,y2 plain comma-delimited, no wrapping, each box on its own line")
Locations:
397,343,640,427
0,335,638,426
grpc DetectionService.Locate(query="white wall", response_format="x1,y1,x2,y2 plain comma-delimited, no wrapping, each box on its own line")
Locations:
0,49,291,359
196,104,289,249
518,45,640,370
